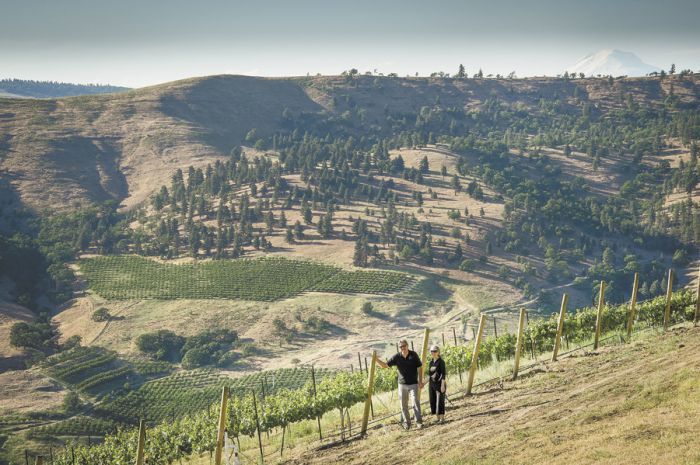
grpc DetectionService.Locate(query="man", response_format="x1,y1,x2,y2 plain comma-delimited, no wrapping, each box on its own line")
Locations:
376,339,424,430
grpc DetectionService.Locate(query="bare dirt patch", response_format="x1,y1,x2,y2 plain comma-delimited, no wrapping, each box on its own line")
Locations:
0,369,65,415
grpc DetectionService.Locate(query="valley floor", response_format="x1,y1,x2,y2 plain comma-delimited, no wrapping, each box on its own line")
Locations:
283,325,700,465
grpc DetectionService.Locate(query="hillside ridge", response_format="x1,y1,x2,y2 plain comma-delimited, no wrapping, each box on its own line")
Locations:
1,73,698,214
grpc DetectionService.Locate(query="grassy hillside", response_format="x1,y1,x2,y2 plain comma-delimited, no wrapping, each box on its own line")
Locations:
285,325,700,465
1,73,699,463
0,74,697,214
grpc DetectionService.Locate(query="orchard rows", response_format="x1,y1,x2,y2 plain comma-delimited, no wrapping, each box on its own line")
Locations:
53,290,697,465
80,256,413,301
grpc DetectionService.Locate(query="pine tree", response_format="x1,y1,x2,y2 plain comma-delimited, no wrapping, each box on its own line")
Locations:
279,211,287,228
294,220,304,240
453,242,463,262
353,236,368,267
456,64,466,78
419,156,430,173
639,281,649,297
451,174,461,194
649,280,660,296
265,211,275,234
301,200,313,224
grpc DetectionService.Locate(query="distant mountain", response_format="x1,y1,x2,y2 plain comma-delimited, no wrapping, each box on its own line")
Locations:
0,78,130,98
567,49,661,77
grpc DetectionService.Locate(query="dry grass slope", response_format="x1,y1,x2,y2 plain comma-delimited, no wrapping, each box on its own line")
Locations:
287,325,700,465
1,74,698,214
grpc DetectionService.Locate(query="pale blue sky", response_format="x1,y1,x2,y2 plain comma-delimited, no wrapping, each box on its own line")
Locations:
1,0,698,87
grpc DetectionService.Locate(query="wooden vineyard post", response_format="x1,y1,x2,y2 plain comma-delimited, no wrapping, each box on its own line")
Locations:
135,419,146,465
452,327,463,383
358,353,363,374
251,392,264,464
214,386,229,465
551,294,568,362
512,308,526,381
593,281,606,350
280,424,286,458
466,314,487,395
367,357,374,418
493,318,498,338
360,351,377,436
418,328,430,402
310,366,322,440
626,273,640,341
442,332,445,347
695,264,700,326
663,269,674,331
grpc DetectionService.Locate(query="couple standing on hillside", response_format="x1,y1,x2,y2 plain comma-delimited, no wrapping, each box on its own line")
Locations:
376,339,447,430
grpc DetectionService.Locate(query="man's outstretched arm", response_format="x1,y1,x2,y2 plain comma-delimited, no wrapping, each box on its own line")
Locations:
376,358,389,369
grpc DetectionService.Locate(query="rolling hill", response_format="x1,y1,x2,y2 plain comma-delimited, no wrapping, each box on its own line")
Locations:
1,72,699,463
0,74,697,214
0,79,130,99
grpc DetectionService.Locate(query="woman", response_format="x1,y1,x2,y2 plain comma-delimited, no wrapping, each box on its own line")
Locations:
428,344,447,423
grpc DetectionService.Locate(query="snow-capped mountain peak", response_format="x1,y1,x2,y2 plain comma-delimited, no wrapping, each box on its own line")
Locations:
568,49,661,77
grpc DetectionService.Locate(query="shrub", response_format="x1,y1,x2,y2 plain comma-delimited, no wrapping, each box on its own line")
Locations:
181,329,238,356
91,307,111,322
63,391,82,413
136,330,185,361
181,348,211,369
60,335,82,351
10,321,55,351
303,316,331,333
216,351,240,367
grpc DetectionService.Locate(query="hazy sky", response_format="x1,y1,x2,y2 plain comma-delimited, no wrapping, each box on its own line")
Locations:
1,0,699,87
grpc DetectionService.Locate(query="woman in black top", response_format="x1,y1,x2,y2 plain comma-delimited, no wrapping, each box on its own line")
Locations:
428,345,447,423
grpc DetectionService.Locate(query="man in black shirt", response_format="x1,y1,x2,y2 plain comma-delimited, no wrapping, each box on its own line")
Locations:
377,339,424,429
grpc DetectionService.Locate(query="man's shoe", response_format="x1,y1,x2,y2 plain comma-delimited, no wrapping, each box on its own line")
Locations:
416,423,423,430
401,422,410,430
